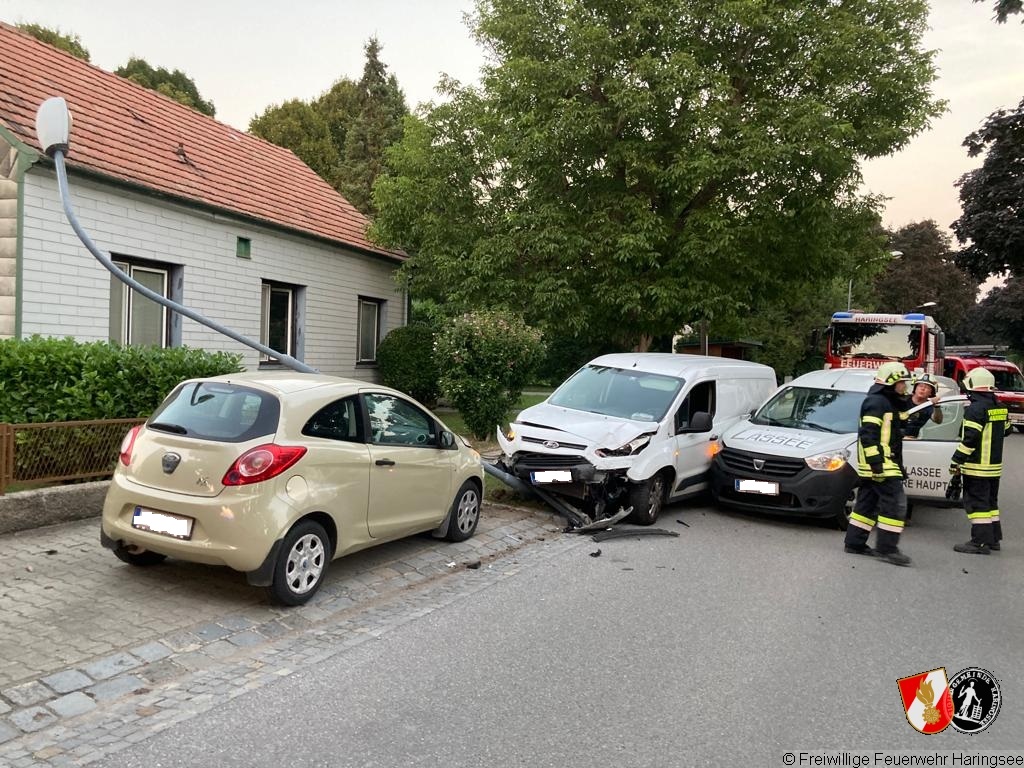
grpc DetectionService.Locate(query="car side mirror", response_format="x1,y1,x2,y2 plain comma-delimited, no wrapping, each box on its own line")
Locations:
440,431,456,449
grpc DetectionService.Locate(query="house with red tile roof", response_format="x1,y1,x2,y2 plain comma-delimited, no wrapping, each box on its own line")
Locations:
0,22,406,378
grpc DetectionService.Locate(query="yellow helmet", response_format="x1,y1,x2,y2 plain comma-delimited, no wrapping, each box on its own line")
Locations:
875,362,912,386
963,367,996,392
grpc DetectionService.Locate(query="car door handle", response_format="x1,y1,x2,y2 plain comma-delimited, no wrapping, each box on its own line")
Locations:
375,458,396,466
709,435,719,441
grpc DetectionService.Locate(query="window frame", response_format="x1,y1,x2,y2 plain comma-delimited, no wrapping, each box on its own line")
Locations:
110,258,171,348
260,281,296,364
357,297,383,364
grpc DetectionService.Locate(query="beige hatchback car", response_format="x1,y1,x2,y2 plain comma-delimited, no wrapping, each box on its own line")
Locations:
101,372,484,605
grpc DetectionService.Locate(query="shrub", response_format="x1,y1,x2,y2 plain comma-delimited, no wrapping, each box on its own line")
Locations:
0,336,244,423
377,323,440,406
435,311,545,440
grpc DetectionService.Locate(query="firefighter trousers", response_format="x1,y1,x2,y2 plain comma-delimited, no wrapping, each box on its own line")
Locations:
844,476,907,554
962,475,1001,547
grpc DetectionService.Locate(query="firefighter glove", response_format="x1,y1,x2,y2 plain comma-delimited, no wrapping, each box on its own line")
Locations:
948,463,961,476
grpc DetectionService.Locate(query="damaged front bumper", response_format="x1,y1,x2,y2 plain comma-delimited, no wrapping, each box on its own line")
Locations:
486,451,633,530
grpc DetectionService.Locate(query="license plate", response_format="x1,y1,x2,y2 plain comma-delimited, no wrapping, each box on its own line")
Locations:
132,506,194,539
1010,414,1024,425
735,479,779,496
532,470,572,484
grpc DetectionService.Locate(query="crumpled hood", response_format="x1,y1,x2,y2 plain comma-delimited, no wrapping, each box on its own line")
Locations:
512,402,657,448
722,420,855,458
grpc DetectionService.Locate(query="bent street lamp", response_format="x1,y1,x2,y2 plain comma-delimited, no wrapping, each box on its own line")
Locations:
34,96,317,374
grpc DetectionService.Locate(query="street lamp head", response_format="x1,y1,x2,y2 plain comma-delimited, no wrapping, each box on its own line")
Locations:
34,97,73,157
890,250,903,258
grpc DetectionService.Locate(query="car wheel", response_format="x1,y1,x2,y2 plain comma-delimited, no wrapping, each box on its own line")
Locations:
444,481,481,542
627,473,667,526
268,520,331,607
113,543,167,566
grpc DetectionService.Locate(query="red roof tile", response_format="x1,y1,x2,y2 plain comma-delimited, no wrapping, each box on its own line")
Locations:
0,22,403,261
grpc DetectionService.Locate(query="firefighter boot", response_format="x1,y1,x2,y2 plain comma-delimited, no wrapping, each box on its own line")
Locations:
991,521,1002,551
843,526,872,556
873,530,911,567
954,523,994,555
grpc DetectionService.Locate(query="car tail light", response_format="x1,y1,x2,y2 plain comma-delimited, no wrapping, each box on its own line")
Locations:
119,425,142,466
222,444,307,486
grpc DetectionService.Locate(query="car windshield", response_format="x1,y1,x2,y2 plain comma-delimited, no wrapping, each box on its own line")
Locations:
830,323,922,361
994,370,1024,392
547,365,683,422
751,386,865,434
148,381,281,442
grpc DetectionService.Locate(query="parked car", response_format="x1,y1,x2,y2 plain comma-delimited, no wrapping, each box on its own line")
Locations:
496,353,777,526
710,369,967,529
101,372,484,605
944,353,1024,433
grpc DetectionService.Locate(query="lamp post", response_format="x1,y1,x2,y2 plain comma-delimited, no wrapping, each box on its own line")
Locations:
847,250,903,311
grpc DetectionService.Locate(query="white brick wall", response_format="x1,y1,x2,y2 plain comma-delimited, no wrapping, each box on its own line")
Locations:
20,169,405,380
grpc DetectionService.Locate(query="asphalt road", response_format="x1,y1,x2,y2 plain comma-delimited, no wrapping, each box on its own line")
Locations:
101,438,1024,767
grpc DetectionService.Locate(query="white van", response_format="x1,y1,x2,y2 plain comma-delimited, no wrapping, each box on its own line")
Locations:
495,354,777,527
710,369,967,529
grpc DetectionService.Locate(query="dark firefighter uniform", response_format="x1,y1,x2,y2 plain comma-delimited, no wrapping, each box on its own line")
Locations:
950,369,1011,555
844,362,913,567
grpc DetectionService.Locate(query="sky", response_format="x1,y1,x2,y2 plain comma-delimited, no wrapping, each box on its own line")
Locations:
2,0,1022,253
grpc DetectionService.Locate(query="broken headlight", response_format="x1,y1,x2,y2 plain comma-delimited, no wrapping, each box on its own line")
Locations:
804,450,847,472
595,433,654,458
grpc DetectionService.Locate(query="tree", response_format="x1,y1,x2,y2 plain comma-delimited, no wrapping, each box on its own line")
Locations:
334,38,409,216
371,0,944,350
249,100,340,183
974,0,1023,23
17,23,90,60
870,221,978,333
950,275,1024,354
953,97,1024,280
116,58,216,116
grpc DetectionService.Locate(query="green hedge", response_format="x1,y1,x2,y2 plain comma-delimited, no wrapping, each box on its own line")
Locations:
377,323,441,406
0,336,244,423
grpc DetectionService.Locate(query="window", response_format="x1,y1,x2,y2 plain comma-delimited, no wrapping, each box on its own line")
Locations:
675,381,716,432
358,298,382,363
302,398,361,442
364,393,438,447
110,260,171,347
236,237,251,259
149,381,281,442
261,282,295,362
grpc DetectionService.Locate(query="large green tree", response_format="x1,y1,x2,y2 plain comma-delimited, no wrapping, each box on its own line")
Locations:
952,275,1024,353
870,221,978,333
17,23,90,60
116,58,216,117
953,96,1024,280
249,100,340,182
250,38,408,214
371,0,944,349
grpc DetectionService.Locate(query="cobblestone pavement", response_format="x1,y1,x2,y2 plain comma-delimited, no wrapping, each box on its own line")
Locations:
0,502,584,764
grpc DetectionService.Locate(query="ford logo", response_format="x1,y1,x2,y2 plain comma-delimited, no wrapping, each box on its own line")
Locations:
543,440,560,450
161,452,181,474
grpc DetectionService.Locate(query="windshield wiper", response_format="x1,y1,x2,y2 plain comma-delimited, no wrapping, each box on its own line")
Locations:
796,420,837,433
148,422,188,434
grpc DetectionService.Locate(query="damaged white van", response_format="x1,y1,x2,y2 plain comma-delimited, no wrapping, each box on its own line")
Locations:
495,354,776,527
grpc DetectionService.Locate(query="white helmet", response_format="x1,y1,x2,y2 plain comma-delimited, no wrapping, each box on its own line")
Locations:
963,367,996,392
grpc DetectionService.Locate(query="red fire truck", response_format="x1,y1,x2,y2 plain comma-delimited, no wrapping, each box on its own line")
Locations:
823,311,945,375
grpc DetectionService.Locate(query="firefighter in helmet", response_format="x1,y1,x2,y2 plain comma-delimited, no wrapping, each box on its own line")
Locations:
950,367,1011,554
904,373,943,439
844,361,913,566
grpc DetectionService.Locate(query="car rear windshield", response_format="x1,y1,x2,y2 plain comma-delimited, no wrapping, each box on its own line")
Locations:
750,386,865,434
547,365,682,422
147,381,281,442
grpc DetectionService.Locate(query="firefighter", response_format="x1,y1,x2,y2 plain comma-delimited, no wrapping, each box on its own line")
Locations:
904,373,943,439
950,367,1011,554
844,361,914,566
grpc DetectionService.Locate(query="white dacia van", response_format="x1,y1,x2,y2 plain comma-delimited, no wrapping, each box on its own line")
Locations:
710,369,967,529
495,353,776,527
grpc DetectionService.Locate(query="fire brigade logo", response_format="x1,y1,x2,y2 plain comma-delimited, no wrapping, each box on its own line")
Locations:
948,667,1001,734
897,668,954,734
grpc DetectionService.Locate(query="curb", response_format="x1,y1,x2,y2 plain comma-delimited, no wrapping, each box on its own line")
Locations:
0,482,109,536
